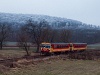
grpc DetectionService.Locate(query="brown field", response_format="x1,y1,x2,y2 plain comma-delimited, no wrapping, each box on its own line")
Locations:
0,56,100,75
0,46,100,75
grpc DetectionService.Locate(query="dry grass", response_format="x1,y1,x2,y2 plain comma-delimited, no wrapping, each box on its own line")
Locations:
0,45,100,75
0,58,100,75
0,50,27,59
0,47,36,59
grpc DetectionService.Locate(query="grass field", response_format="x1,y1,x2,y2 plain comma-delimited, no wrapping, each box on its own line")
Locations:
1,59,100,75
0,43,100,75
4,42,100,50
87,43,100,50
3,42,100,51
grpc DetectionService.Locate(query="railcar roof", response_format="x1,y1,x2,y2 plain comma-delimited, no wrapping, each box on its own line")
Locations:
41,43,87,44
72,43,87,44
51,43,70,44
41,43,69,44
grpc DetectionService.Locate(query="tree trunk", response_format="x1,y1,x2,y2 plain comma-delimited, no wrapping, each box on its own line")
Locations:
25,49,30,56
24,45,30,56
0,42,3,50
36,44,40,52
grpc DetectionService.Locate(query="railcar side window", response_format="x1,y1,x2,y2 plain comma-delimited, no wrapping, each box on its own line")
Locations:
54,45,57,48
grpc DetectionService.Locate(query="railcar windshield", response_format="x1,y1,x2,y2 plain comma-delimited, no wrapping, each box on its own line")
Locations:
41,45,50,48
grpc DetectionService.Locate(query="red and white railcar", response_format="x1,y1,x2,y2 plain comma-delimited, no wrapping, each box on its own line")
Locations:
40,42,87,54
71,43,87,51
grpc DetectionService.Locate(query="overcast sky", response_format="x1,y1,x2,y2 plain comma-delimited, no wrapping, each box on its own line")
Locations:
0,0,100,26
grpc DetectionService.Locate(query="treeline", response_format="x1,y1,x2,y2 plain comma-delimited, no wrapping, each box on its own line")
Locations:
0,19,71,55
0,19,100,54
70,29,100,44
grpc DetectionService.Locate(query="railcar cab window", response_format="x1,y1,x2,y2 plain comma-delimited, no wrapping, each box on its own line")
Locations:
45,46,50,48
41,45,50,48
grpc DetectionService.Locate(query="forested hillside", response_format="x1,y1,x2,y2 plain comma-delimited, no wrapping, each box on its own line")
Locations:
0,12,100,44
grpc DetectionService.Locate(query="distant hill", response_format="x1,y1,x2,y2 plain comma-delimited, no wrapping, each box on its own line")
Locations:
0,12,100,30
1,12,100,44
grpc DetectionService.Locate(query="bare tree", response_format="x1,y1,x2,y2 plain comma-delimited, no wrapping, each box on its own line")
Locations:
40,27,55,43
49,29,59,43
0,23,11,50
24,19,71,52
25,19,50,52
60,29,71,43
17,26,30,56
